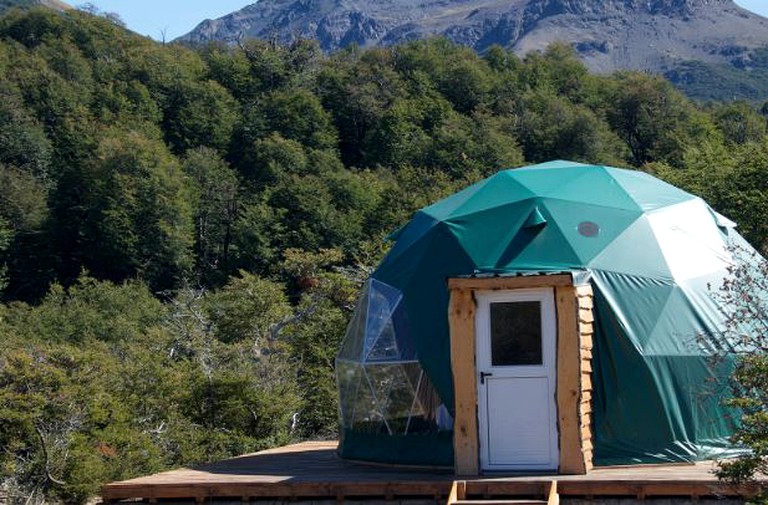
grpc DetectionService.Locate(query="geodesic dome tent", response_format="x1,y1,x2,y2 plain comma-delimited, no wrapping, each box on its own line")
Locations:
336,160,753,469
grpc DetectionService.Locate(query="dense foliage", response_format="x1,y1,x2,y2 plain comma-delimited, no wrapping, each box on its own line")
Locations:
0,6,767,503
666,48,768,102
711,246,768,502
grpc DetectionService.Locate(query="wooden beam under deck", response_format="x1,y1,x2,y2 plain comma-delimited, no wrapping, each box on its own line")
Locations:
102,442,762,503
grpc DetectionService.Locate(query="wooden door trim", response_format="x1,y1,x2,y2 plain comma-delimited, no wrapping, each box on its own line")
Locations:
474,288,558,471
448,274,593,476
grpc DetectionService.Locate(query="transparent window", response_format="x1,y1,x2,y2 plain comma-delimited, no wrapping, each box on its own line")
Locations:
491,301,542,366
336,279,452,435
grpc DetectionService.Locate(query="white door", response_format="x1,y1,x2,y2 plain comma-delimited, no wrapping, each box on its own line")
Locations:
475,288,558,471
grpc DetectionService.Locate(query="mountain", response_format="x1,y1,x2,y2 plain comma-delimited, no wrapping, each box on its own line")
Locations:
178,0,768,100
0,0,72,12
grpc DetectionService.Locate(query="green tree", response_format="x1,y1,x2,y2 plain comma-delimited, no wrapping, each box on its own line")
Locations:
709,245,768,501
264,167,384,256
205,270,292,345
711,101,767,145
279,248,360,435
2,274,165,344
183,148,239,286
0,81,53,178
84,128,195,290
231,197,286,274
517,90,628,165
362,97,435,168
238,132,309,184
521,43,591,101
0,160,52,301
163,80,239,154
605,72,709,167
393,38,493,114
315,46,406,167
258,88,338,150
0,164,48,232
429,111,524,177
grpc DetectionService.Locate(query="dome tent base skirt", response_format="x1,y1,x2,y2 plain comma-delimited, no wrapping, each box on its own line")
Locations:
338,429,454,467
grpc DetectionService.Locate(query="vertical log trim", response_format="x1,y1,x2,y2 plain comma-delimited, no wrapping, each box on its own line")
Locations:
577,285,595,472
555,284,584,475
449,287,479,476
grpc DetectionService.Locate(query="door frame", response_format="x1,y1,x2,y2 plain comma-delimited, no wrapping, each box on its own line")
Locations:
447,274,595,476
474,288,558,471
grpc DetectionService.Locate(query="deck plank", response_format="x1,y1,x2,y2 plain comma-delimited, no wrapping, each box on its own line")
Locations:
101,441,762,502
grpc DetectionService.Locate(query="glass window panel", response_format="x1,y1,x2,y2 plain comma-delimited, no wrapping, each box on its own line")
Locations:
338,284,370,361
350,367,386,433
336,361,363,429
490,301,542,366
365,321,400,362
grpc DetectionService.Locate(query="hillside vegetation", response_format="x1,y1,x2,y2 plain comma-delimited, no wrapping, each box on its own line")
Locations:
0,7,767,503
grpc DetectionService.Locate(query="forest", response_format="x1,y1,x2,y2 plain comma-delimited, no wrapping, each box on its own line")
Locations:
0,6,767,503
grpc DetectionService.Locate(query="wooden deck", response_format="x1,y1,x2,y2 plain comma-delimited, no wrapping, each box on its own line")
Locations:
102,441,760,503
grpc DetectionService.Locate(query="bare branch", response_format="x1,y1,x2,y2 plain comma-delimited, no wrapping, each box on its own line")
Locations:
268,292,322,342
33,422,66,488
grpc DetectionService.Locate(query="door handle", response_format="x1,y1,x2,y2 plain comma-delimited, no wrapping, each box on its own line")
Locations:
480,371,493,384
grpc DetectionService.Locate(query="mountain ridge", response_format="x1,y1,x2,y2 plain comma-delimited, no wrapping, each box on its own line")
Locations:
179,0,768,97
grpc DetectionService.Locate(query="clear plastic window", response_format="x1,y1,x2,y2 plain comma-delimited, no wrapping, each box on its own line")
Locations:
336,279,452,435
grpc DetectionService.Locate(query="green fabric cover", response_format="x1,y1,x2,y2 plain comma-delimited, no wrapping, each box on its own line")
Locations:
339,160,752,467
340,430,454,467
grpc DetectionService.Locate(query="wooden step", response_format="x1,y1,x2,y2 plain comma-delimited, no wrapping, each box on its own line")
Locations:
447,479,558,505
447,480,560,505
455,500,548,505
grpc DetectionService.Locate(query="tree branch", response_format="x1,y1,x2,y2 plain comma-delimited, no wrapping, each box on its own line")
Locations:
33,422,66,488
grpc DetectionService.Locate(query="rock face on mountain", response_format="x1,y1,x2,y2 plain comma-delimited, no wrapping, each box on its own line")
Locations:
179,0,768,75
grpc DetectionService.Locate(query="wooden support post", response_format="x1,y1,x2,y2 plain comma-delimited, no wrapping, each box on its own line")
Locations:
448,287,479,476
547,480,560,505
555,284,584,475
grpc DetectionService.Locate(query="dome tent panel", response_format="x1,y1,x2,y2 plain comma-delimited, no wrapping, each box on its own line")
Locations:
337,363,385,432
589,215,673,279
425,171,536,220
489,201,584,271
337,294,368,361
382,211,441,268
609,167,697,212
440,200,540,269
511,162,643,212
591,270,678,351
646,199,732,282
527,198,642,266
336,279,453,465
336,160,758,470
583,271,740,465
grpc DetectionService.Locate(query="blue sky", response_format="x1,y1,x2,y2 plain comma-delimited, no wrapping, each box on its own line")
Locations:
82,0,768,41
82,1,253,41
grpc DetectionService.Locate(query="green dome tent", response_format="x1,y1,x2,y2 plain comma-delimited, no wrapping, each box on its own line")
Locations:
336,160,750,469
